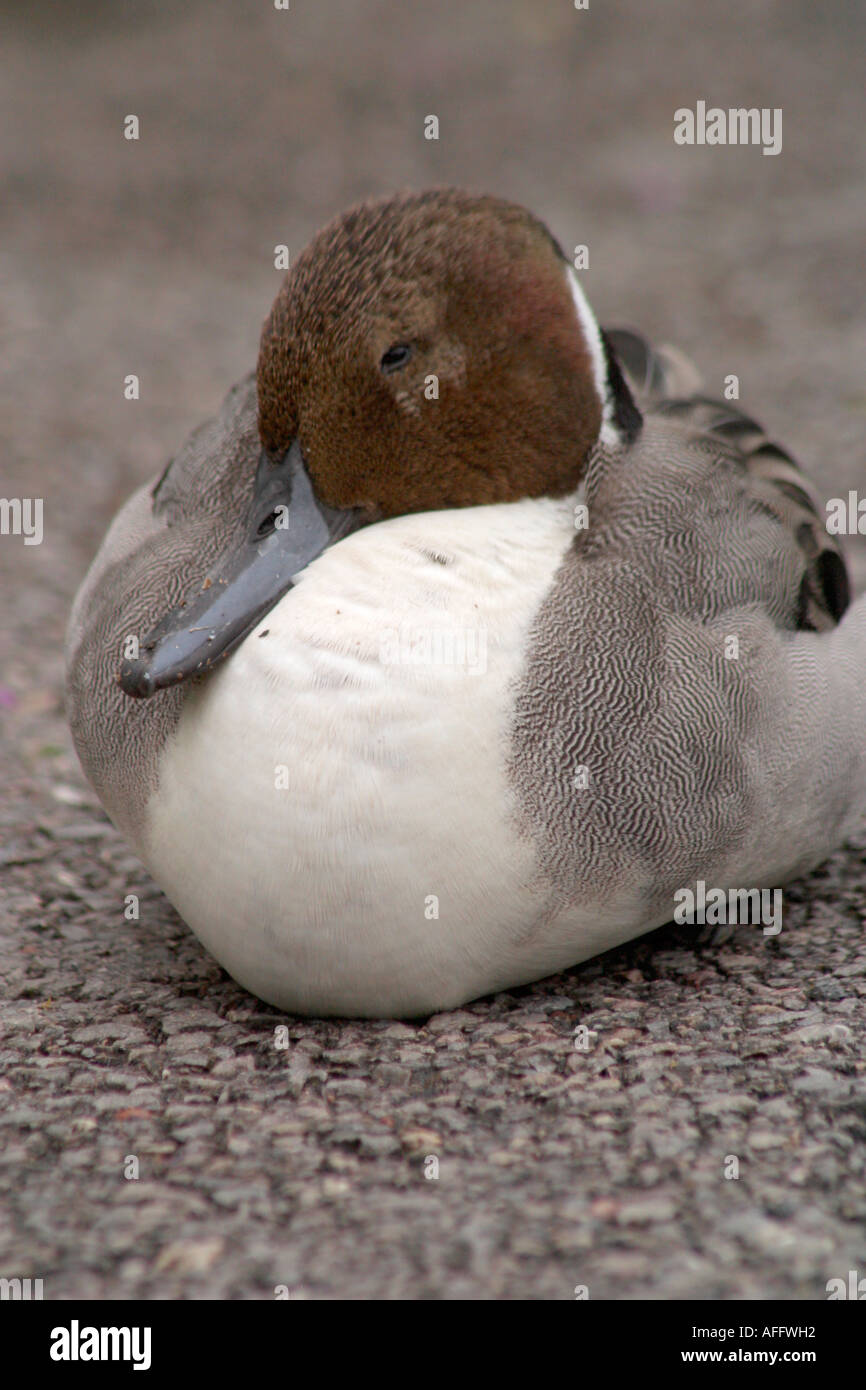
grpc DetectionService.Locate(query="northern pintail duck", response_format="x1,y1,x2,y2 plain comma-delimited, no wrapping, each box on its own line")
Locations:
66,189,866,1017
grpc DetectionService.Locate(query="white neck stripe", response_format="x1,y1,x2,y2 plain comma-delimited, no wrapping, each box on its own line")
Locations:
565,265,619,447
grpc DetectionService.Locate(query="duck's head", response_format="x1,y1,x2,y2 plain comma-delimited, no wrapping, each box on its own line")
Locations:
121,188,640,698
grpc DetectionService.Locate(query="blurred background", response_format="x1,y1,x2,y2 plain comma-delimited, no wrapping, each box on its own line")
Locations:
3,0,865,629
1,0,865,1299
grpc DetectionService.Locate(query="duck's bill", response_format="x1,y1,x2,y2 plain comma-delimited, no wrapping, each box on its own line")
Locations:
119,441,365,699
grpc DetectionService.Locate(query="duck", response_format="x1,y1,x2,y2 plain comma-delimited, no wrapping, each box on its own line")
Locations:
65,188,866,1018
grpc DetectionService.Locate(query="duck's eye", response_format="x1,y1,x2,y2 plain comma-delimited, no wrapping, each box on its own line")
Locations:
380,343,412,374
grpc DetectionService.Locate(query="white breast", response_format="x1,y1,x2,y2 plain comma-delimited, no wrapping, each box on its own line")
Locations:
145,492,634,1015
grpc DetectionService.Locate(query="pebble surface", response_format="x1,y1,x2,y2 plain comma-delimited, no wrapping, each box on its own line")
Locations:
1,1,865,1300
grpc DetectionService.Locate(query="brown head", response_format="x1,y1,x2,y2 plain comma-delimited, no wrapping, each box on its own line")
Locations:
258,188,640,515
119,189,641,701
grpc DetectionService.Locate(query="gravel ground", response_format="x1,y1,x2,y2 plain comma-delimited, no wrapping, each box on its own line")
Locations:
1,0,865,1300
